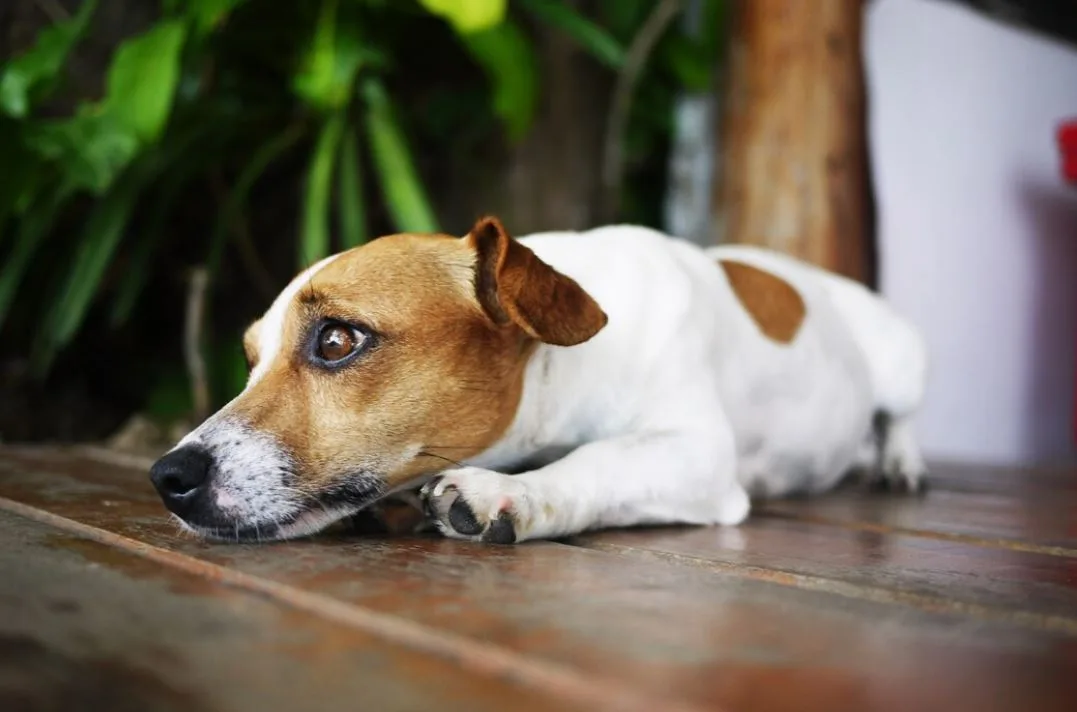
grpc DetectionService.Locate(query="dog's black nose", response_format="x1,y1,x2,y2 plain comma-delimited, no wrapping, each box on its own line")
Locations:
149,445,212,514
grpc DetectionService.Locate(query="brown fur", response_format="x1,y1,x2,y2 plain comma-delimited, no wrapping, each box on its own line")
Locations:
227,216,607,496
719,259,806,344
469,216,608,346
241,320,261,371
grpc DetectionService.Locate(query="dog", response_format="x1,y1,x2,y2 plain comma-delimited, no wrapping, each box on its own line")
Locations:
148,216,928,544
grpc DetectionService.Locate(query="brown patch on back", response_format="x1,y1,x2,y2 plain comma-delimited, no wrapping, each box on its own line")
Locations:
719,259,806,344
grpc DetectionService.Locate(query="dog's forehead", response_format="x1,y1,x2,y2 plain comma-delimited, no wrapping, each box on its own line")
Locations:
312,233,473,298
304,235,479,330
247,234,476,381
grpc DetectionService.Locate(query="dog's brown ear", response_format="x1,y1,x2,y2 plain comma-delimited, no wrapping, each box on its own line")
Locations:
467,215,607,346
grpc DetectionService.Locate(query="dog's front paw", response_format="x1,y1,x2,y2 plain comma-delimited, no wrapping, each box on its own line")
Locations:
420,468,527,544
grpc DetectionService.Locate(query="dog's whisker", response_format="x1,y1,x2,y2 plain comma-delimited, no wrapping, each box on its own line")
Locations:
418,450,465,468
423,444,485,450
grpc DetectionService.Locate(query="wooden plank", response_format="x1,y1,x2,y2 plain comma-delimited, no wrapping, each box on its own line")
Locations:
575,516,1077,626
1,446,1075,712
924,461,1077,496
0,509,583,712
758,486,1077,552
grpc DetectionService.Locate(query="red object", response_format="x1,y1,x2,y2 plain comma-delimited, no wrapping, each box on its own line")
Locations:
1058,120,1077,184
1063,119,1077,446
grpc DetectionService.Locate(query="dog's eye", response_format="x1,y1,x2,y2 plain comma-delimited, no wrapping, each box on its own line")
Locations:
317,323,364,363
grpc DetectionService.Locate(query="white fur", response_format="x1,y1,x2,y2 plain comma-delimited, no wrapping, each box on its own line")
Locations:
424,226,928,542
250,253,340,386
180,417,306,537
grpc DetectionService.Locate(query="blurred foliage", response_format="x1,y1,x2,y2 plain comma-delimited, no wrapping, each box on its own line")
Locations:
0,0,723,426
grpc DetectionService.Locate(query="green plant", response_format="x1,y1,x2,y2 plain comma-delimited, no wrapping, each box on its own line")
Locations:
0,0,721,423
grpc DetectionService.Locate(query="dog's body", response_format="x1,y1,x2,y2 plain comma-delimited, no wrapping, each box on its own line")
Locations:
149,219,927,544
421,226,927,542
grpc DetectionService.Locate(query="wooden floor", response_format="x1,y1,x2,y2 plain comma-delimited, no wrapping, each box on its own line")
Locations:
0,446,1075,712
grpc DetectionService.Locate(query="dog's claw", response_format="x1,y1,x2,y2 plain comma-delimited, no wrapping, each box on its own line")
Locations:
420,477,443,519
433,478,452,499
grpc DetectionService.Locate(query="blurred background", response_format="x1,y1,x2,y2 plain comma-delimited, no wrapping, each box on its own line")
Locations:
0,0,1074,468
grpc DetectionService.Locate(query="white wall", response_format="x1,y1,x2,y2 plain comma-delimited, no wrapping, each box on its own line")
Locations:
865,0,1077,465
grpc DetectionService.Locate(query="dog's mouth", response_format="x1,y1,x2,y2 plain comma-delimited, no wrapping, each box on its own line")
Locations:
173,503,361,543
171,473,387,544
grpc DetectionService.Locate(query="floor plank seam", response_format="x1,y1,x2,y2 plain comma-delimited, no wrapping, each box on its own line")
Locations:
756,509,1077,559
568,540,1077,637
0,496,714,712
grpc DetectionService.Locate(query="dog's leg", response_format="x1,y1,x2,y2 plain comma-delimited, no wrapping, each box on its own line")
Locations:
868,413,929,494
420,431,748,544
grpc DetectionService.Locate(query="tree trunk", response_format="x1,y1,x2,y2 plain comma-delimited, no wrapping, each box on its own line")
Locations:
713,0,875,285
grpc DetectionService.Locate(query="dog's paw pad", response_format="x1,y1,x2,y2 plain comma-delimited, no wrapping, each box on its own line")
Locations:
447,496,484,535
483,511,517,544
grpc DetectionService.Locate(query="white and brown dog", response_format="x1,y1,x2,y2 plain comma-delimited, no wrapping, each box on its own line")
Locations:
149,216,928,544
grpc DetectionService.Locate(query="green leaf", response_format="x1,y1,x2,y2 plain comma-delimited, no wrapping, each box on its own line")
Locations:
103,19,188,144
185,0,249,37
35,164,152,372
18,18,186,195
25,108,139,194
110,119,226,325
0,185,74,329
207,122,306,274
109,170,192,327
460,20,538,142
657,0,727,91
518,0,624,68
0,126,40,244
336,123,368,249
362,78,438,234
597,0,651,41
0,0,97,118
211,338,250,405
418,0,506,33
299,111,345,267
293,0,370,111
9,158,47,219
661,35,713,92
696,0,727,61
145,367,194,421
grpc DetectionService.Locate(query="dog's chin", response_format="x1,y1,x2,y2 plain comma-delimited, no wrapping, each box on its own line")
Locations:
174,505,357,543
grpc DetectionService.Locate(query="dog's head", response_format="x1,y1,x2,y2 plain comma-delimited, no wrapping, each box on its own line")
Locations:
148,216,607,541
